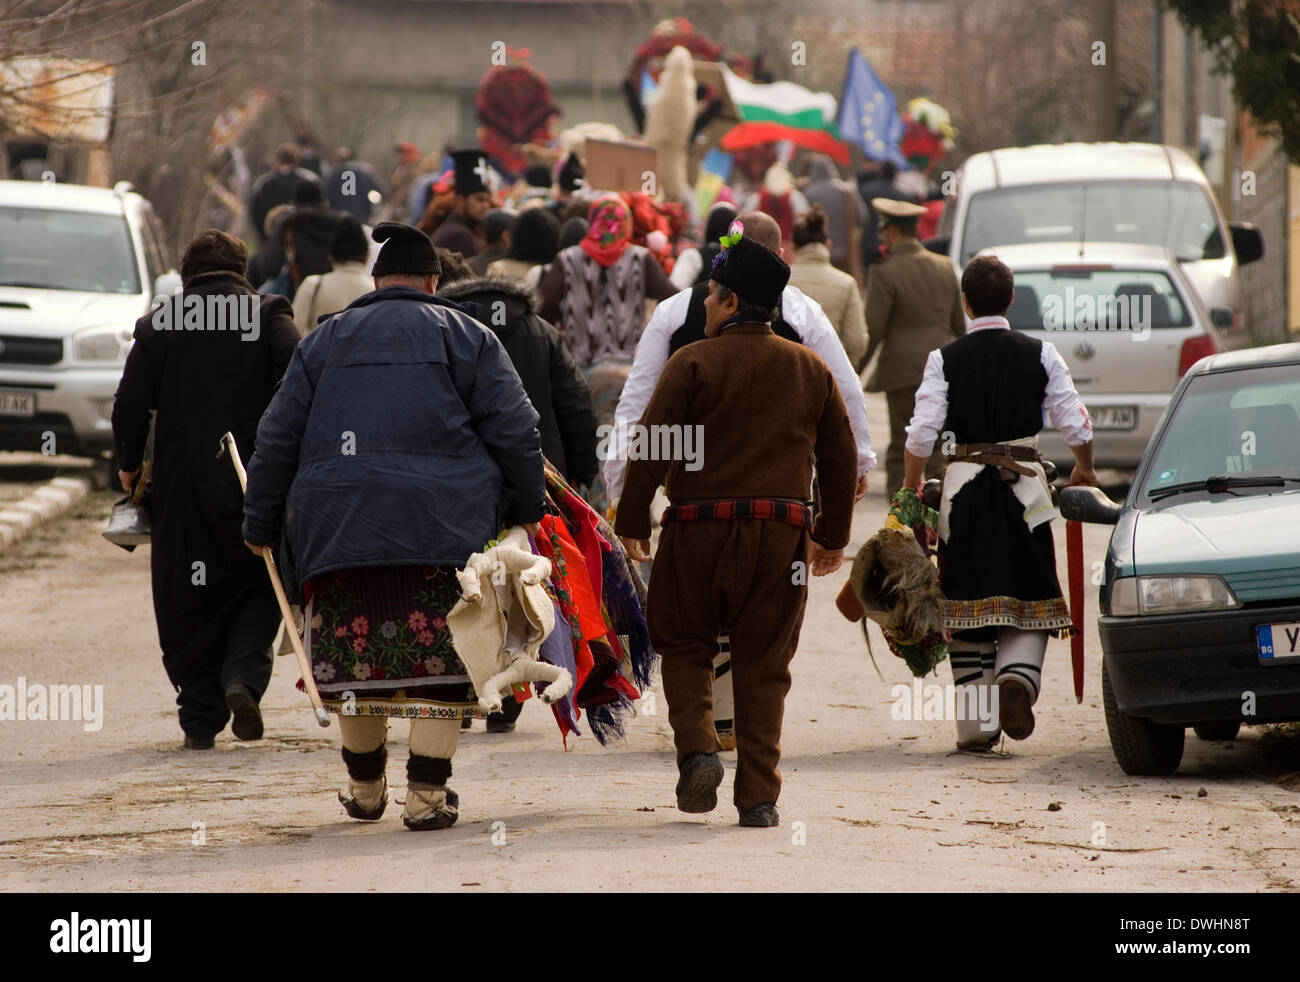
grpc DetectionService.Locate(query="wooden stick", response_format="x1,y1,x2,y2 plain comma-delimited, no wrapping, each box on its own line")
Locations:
221,432,330,728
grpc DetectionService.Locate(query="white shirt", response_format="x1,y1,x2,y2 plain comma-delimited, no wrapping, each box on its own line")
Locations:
602,283,877,500
669,249,704,291
904,315,1093,457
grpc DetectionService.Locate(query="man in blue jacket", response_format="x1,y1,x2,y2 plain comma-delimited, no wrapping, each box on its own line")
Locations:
242,222,546,830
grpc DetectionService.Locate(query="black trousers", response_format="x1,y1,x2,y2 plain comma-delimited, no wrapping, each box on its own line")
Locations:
174,580,279,738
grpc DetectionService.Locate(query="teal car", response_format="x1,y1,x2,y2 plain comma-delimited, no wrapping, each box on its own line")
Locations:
1062,342,1300,775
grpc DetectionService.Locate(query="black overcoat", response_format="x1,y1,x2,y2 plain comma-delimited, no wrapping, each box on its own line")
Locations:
112,275,300,685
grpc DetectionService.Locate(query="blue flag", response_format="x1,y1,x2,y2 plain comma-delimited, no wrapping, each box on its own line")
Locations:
837,48,907,169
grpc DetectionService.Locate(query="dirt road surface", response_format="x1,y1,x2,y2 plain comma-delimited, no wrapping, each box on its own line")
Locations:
2,473,1297,893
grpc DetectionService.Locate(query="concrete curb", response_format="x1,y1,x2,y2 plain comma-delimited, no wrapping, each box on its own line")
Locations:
0,474,94,551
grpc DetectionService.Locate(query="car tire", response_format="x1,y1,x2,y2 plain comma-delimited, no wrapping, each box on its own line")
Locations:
1192,721,1241,742
1102,660,1185,775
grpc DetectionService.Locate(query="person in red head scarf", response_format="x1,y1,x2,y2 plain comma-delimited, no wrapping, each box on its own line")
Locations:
539,194,676,511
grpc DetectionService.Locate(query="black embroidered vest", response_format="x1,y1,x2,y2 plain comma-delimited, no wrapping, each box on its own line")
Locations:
669,281,801,355
940,329,1047,444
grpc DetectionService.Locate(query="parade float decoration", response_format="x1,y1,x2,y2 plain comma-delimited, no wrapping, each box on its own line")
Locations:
900,97,957,178
642,45,696,203
475,46,561,181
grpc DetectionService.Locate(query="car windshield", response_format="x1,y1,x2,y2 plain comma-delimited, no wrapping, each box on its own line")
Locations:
0,206,140,294
1140,364,1300,502
962,181,1225,263
1007,268,1191,331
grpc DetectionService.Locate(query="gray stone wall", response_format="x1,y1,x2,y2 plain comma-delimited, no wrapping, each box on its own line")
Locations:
1238,141,1290,344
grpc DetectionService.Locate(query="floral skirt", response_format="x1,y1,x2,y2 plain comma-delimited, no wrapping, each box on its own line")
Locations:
305,565,483,719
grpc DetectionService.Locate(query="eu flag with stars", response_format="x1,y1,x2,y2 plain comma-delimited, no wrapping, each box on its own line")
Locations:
838,48,907,168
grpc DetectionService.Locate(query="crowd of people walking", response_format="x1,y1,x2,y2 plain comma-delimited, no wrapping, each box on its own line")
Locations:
112,134,1093,830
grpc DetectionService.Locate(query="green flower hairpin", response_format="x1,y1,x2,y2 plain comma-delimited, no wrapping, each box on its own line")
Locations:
718,220,744,250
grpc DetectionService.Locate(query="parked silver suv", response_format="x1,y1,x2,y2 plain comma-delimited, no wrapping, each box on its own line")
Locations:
0,180,179,458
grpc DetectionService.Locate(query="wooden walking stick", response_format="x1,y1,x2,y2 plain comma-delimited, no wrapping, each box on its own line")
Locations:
219,432,331,728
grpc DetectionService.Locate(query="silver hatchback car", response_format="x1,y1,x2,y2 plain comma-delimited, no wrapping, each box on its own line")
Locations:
984,241,1225,471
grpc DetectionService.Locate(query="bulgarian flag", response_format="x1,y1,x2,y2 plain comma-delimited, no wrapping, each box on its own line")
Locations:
718,65,849,165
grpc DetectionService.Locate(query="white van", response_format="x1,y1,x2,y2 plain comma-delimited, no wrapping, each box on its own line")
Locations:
932,143,1263,338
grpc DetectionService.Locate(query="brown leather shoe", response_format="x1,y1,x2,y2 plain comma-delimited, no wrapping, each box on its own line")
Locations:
997,677,1035,740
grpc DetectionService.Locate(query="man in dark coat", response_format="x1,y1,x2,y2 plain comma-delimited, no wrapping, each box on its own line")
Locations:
282,181,347,295
241,222,545,830
430,149,494,258
801,154,868,277
438,270,597,733
858,160,917,278
112,229,301,749
468,209,516,275
439,274,597,489
249,143,320,244
324,146,383,222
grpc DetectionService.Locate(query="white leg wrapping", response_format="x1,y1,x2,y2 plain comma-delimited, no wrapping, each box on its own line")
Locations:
713,633,734,728
994,628,1048,704
949,640,998,746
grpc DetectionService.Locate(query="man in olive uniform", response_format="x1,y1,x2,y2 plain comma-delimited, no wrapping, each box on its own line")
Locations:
863,198,966,496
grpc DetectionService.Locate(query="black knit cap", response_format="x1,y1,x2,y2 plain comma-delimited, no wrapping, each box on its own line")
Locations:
709,235,789,311
371,221,441,278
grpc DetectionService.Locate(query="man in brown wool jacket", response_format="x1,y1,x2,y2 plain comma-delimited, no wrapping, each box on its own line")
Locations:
615,231,858,828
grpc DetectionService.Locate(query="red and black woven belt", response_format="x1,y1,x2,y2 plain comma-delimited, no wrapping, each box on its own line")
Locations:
662,497,814,529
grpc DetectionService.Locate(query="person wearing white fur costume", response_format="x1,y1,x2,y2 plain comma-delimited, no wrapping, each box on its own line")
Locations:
642,46,696,204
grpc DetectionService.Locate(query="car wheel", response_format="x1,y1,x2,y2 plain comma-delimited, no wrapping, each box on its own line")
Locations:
1192,721,1241,741
1102,660,1185,775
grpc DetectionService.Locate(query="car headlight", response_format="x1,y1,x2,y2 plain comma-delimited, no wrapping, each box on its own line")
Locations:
73,324,135,362
1107,575,1240,616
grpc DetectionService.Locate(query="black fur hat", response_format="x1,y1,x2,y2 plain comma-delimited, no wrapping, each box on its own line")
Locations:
709,235,789,311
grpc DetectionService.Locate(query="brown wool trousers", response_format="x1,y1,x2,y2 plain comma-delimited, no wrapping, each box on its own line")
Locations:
649,519,808,809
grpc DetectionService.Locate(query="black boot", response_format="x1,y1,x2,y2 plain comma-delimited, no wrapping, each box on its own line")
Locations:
675,752,724,813
224,682,264,741
487,693,524,733
738,802,780,827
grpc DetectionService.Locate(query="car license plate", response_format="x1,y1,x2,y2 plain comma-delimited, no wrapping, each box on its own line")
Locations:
1257,622,1300,664
1091,406,1136,430
0,391,35,418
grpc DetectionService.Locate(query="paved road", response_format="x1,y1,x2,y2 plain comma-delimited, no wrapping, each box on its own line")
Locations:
1,451,1297,892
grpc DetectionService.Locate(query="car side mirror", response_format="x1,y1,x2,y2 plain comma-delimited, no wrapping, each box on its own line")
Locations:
153,271,182,297
923,235,950,256
1228,222,1263,265
1209,307,1234,329
1059,485,1121,525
